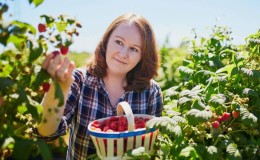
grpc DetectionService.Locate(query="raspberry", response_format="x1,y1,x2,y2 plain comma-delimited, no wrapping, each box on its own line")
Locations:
222,112,230,121
52,51,60,57
232,111,239,118
38,23,47,33
60,45,69,55
110,122,117,131
42,82,50,92
118,125,125,132
103,126,110,132
212,121,220,129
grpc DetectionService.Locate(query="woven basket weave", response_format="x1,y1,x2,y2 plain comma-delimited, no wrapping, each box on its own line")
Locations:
87,101,158,159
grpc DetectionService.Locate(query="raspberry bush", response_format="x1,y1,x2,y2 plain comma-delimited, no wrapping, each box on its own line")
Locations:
146,26,260,159
0,1,81,159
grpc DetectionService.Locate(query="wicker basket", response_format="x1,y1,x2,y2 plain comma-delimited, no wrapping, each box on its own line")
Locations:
87,101,159,160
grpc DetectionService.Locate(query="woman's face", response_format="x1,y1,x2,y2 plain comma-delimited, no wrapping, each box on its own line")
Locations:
106,22,142,77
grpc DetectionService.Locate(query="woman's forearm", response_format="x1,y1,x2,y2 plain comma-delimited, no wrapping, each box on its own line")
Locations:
37,81,70,136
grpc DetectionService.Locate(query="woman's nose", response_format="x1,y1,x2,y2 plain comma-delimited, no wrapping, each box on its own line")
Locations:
119,47,128,57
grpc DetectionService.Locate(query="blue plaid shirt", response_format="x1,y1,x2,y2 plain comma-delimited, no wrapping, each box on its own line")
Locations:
43,68,163,159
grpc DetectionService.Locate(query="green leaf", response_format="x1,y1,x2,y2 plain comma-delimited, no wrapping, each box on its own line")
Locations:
124,147,151,160
178,66,194,75
11,20,36,35
179,146,199,158
241,68,260,79
240,108,258,126
54,80,64,107
7,35,26,51
0,63,13,77
0,77,14,92
242,88,258,97
17,105,28,114
13,139,34,160
206,146,220,160
33,69,49,89
29,0,44,7
36,140,52,160
209,94,226,108
40,15,55,25
28,46,43,62
186,109,212,125
216,64,236,76
55,21,68,32
226,143,242,160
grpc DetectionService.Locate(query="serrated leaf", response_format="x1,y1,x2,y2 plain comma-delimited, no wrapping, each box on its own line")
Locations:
172,115,186,123
240,68,260,79
206,146,220,160
226,143,242,160
178,66,194,75
186,109,212,125
179,146,199,158
240,108,257,125
209,94,226,107
242,88,258,97
178,97,192,105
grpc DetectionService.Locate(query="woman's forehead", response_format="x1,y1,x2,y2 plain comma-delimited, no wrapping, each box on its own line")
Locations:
111,22,142,46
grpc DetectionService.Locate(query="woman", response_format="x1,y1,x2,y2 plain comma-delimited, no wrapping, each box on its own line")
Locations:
38,13,163,159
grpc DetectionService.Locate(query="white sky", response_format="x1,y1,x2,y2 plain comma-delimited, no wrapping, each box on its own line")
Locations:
4,0,260,53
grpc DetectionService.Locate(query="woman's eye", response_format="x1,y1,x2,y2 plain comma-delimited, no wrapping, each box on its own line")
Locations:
130,47,138,52
115,40,123,45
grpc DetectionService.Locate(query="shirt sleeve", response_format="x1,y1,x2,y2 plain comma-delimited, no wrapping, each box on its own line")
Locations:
35,69,84,141
148,80,163,117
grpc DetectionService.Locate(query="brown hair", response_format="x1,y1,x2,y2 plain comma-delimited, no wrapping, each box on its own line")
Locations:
87,13,160,91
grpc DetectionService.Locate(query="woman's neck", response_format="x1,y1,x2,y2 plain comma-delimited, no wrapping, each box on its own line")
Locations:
103,73,127,89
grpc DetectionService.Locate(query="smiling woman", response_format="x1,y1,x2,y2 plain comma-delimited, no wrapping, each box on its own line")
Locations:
37,13,163,159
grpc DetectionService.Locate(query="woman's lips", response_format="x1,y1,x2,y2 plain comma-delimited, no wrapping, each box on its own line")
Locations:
114,58,127,64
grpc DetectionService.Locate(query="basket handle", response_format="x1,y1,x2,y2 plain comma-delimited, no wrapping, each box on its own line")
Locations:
117,101,135,131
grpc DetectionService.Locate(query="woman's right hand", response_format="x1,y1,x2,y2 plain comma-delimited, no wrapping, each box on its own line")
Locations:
42,51,75,90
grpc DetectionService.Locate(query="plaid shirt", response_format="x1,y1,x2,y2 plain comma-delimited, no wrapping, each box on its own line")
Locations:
43,68,163,159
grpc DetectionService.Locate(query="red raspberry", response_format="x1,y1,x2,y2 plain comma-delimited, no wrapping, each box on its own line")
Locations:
212,121,220,129
38,23,47,33
52,51,60,57
216,116,223,123
109,116,117,122
60,45,69,55
92,121,100,128
232,111,239,118
118,125,125,132
42,82,50,92
103,126,110,132
110,122,117,131
222,112,230,121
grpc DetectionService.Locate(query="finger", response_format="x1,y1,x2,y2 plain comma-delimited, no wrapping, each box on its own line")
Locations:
47,54,62,77
42,51,60,70
64,61,75,81
56,57,70,81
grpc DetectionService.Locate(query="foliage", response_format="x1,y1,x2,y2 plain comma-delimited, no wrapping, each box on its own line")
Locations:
0,1,81,159
156,37,189,90
149,26,260,159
